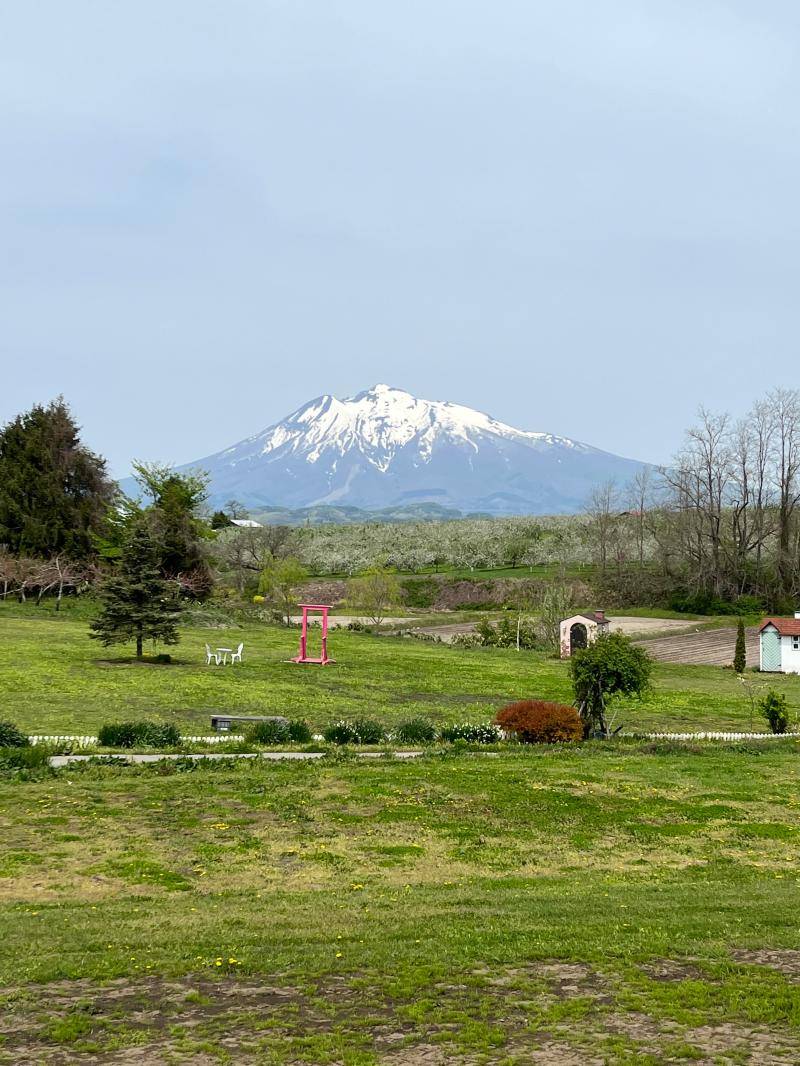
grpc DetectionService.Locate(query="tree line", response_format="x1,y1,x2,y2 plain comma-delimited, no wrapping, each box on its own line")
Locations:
585,388,800,612
3,389,800,637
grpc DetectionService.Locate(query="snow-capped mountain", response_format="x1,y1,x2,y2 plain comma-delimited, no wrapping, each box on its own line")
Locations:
173,385,650,515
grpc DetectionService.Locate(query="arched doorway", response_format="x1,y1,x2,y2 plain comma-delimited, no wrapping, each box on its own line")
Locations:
570,622,588,655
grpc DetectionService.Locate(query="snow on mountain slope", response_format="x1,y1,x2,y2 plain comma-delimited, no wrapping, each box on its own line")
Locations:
177,384,650,515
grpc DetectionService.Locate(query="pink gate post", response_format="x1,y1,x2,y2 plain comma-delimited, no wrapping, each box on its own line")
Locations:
291,604,335,665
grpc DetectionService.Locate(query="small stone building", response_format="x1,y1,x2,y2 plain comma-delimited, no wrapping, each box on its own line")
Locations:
759,613,800,674
559,611,610,659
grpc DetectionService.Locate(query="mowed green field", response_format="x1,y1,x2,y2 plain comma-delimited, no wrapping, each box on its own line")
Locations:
2,747,800,1062
1,602,799,735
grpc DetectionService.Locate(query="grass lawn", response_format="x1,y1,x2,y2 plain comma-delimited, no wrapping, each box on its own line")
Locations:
2,745,800,1062
1,601,799,736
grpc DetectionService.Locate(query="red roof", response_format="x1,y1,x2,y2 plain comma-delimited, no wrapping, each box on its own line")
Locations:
760,617,800,636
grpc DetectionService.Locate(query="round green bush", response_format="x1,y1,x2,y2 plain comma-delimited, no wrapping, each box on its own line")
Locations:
395,718,437,744
350,717,385,743
97,721,180,749
323,718,385,745
288,719,312,743
142,722,181,747
759,690,791,734
97,722,138,748
323,721,359,745
245,719,313,745
246,719,290,744
0,721,30,748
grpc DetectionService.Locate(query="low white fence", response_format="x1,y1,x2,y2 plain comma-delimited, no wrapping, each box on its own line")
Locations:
630,731,799,741
28,734,245,746
28,730,800,749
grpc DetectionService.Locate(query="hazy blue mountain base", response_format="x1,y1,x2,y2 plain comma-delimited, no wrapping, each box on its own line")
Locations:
249,502,479,525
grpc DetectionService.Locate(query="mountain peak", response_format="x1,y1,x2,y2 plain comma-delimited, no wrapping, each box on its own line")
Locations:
182,385,650,515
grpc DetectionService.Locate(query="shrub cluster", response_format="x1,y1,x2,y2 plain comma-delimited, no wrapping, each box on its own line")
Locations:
0,744,50,775
245,719,312,745
495,700,583,743
323,718,385,745
0,721,30,748
668,591,764,616
476,616,542,650
320,718,503,746
97,721,181,748
450,632,486,649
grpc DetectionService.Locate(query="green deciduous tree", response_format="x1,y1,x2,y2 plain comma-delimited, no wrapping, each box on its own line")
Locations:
570,632,652,738
129,462,214,599
346,568,401,625
90,518,182,658
258,557,308,625
0,398,116,559
537,579,574,656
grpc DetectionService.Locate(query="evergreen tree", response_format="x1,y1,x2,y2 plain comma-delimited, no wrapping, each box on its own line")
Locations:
0,398,115,558
210,510,233,529
90,519,182,658
733,617,747,674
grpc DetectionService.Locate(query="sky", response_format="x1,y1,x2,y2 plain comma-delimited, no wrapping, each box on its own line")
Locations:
2,1,800,476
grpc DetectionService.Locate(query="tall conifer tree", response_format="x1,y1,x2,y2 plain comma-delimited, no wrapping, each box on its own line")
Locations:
0,398,115,558
90,519,181,658
733,617,747,674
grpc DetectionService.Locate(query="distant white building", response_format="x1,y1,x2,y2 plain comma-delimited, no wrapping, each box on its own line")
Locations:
231,518,262,528
759,613,800,673
559,611,610,659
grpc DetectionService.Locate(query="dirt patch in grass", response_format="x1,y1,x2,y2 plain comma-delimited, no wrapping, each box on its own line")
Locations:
4,961,800,1065
640,958,711,982
684,1022,796,1063
730,947,800,978
379,1042,481,1065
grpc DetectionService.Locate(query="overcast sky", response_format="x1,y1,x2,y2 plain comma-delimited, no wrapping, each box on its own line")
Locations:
2,1,799,476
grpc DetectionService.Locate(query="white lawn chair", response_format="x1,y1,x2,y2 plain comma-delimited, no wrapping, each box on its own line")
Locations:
229,642,244,665
205,643,221,666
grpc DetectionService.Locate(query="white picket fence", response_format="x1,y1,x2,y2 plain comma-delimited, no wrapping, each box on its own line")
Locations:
629,731,799,741
27,730,800,750
28,734,245,746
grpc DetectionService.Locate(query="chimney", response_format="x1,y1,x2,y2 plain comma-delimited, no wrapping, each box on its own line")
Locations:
794,611,800,620
596,610,605,621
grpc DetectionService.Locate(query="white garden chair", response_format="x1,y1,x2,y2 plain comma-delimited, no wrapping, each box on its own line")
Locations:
229,642,244,665
205,643,221,666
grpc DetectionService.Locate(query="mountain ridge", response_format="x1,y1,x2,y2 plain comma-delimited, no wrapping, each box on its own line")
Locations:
127,385,651,516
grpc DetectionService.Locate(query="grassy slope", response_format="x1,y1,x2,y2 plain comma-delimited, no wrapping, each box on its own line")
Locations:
2,746,800,1062
1,602,799,735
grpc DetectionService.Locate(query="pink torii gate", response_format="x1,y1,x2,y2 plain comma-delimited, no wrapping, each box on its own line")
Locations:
291,604,335,665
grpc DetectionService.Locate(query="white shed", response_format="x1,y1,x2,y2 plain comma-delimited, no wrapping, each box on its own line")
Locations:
559,611,610,659
759,613,800,674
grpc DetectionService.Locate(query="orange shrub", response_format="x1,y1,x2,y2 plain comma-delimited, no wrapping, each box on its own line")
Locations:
495,700,583,743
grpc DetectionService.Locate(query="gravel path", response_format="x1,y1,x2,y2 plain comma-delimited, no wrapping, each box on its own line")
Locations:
49,750,426,767
47,733,797,768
